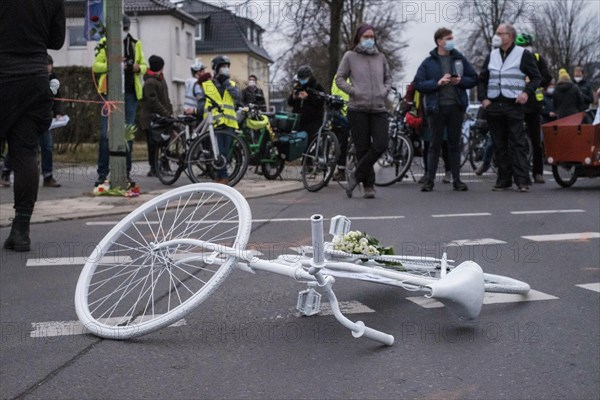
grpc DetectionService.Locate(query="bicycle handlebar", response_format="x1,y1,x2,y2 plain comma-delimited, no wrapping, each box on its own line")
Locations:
352,321,395,346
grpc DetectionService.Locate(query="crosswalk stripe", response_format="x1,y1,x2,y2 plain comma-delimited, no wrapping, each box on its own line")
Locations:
511,209,585,215
446,238,507,246
432,213,492,218
575,283,600,293
406,289,558,309
522,232,600,242
30,318,186,338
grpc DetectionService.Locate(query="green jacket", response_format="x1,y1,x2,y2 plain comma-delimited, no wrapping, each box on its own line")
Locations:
93,36,147,100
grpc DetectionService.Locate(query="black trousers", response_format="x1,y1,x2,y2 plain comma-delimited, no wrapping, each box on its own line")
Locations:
426,104,463,182
0,77,53,214
486,102,530,186
347,110,388,188
524,110,543,176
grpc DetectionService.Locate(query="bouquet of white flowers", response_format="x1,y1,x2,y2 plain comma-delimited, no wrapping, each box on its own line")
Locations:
332,230,394,257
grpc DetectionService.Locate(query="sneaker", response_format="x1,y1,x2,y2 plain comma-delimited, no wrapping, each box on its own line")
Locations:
442,171,452,183
453,180,468,191
147,169,157,177
517,185,530,192
421,180,434,192
43,177,61,187
533,174,545,184
492,184,512,191
475,163,490,176
363,187,375,198
94,177,107,187
332,169,346,182
345,172,358,198
418,175,429,184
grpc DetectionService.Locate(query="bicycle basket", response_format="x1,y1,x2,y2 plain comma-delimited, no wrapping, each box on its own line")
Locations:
245,114,270,130
150,116,173,143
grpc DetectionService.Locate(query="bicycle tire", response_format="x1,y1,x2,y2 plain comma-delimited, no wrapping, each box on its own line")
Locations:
374,134,414,186
468,132,489,170
260,141,285,180
155,131,185,185
75,183,253,339
459,133,470,167
301,131,340,192
186,130,250,187
552,164,578,187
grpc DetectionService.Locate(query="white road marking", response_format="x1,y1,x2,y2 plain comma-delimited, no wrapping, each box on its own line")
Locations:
446,238,507,246
576,283,600,293
522,232,600,242
30,317,186,338
432,213,492,218
511,209,585,215
406,289,558,309
86,216,407,226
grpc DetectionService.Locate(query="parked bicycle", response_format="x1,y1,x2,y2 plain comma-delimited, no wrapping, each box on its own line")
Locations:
301,89,341,192
75,183,531,345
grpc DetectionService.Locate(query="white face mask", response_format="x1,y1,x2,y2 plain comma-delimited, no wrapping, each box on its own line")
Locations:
248,80,256,87
547,87,555,95
491,35,502,48
574,77,583,83
219,67,230,77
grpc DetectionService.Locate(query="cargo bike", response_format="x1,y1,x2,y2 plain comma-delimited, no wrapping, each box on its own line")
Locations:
75,184,531,346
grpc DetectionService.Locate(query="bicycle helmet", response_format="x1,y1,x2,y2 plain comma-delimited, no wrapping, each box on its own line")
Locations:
296,65,313,80
516,33,534,47
190,59,205,72
211,55,230,72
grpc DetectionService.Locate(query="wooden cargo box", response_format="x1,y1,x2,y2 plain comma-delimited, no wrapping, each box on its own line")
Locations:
542,112,600,165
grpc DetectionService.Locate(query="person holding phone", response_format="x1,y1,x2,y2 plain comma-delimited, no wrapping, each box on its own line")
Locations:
413,27,477,192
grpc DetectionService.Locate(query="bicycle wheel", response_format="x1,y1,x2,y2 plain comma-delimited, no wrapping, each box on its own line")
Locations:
459,133,470,167
552,164,578,187
468,132,488,170
260,141,285,180
187,131,250,187
374,134,414,186
155,132,185,185
75,183,253,339
301,131,340,192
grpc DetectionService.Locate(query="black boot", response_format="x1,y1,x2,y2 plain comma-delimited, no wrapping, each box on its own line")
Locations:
4,212,32,252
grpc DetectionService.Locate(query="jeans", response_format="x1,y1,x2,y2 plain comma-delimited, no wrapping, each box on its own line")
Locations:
97,92,137,179
347,111,388,188
216,128,233,179
426,104,464,182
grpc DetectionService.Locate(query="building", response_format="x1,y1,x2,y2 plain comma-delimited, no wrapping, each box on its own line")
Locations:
54,0,198,112
177,0,274,106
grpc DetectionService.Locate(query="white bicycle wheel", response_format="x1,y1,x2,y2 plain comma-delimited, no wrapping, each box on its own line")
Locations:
75,183,252,339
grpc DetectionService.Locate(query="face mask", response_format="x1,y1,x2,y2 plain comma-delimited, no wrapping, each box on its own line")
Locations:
219,67,230,77
444,40,455,52
361,38,375,49
298,78,309,85
492,35,502,48
574,77,583,83
248,80,256,87
547,88,555,95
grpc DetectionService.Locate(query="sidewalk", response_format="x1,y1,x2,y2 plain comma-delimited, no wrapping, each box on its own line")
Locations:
0,162,304,227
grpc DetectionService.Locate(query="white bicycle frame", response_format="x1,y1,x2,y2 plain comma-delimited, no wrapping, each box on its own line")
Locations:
151,214,486,346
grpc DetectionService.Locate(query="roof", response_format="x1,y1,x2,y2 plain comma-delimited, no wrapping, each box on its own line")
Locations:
178,0,273,63
65,0,198,25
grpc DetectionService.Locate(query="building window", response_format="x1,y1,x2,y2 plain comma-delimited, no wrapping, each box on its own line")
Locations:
247,26,252,42
186,32,193,59
175,27,180,56
195,21,205,42
68,26,87,48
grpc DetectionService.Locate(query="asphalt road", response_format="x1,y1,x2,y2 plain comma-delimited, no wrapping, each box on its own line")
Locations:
1,173,599,400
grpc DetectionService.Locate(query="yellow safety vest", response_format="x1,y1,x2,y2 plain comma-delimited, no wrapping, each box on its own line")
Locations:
414,90,421,110
331,75,349,116
534,53,544,102
202,80,239,129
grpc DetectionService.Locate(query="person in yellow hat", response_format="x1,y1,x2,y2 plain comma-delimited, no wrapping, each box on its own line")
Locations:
553,68,584,119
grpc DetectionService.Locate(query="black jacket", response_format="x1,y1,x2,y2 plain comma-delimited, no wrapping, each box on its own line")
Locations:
575,79,594,109
523,52,552,112
553,82,584,119
0,0,65,81
288,78,325,132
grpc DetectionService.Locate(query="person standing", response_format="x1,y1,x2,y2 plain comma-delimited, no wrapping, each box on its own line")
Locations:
553,68,584,119
413,27,478,192
0,0,65,251
478,23,541,192
541,80,557,124
336,23,392,199
573,66,594,110
200,55,240,184
93,14,147,186
288,65,325,145
139,56,173,177
515,33,552,184
183,59,205,116
241,74,266,110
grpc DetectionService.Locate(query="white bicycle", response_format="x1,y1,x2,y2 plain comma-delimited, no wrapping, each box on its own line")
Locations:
75,184,530,345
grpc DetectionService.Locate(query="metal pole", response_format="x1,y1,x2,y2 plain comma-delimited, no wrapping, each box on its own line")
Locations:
105,0,127,189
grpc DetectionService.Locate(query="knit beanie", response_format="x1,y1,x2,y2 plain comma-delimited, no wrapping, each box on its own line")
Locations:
353,23,376,46
149,55,165,72
557,68,571,83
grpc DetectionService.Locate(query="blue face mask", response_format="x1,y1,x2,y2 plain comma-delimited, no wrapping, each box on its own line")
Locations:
444,40,455,52
361,38,375,49
299,78,309,85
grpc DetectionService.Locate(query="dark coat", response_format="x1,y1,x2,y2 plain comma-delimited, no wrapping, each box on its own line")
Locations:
287,77,325,134
575,79,594,109
553,82,584,119
413,48,478,115
139,73,173,130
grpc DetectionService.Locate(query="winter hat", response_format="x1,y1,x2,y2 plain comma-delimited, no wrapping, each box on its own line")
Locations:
353,23,376,46
149,55,165,73
557,68,571,83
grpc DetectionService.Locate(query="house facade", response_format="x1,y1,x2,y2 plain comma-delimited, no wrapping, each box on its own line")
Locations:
53,0,198,112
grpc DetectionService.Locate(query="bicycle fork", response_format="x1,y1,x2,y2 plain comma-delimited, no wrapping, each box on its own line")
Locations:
297,215,395,346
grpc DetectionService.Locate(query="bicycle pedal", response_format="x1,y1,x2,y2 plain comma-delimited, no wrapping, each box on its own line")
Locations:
296,287,322,316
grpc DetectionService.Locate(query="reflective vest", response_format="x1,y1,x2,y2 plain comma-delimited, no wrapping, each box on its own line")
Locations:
202,80,239,129
487,46,526,100
331,75,350,116
534,53,544,102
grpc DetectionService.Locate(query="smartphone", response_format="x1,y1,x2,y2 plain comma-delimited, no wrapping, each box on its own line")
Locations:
451,74,459,78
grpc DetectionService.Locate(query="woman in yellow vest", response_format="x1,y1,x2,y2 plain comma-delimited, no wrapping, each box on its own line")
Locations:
200,55,240,184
